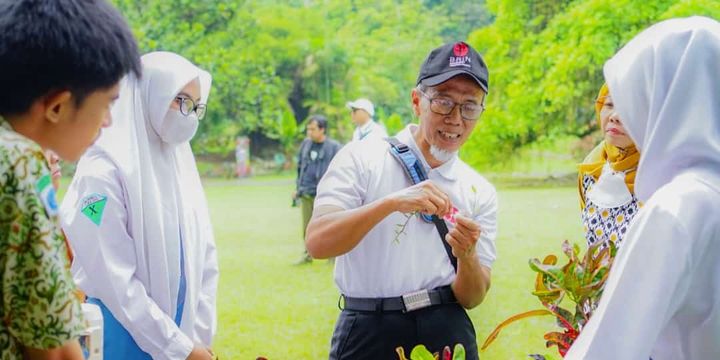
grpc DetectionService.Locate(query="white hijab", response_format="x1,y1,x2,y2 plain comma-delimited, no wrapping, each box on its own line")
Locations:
604,16,720,201
565,18,720,359
91,51,213,331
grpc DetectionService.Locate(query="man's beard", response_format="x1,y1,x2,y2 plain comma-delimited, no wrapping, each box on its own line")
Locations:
430,145,457,163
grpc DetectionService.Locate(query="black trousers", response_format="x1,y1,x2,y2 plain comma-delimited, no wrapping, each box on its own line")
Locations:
329,303,478,360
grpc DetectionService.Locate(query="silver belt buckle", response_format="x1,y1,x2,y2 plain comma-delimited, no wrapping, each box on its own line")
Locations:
402,289,432,313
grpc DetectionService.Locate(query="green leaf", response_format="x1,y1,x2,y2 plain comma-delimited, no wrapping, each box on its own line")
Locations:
531,288,563,304
409,345,435,360
452,343,466,360
529,259,565,285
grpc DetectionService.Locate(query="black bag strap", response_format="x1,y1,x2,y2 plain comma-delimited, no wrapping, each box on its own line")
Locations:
385,137,458,272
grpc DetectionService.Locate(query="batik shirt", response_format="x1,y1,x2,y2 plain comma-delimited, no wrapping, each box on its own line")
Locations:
581,174,640,249
0,119,83,359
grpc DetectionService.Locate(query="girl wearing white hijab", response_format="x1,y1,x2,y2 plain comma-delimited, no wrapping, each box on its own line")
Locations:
566,16,720,360
60,52,218,360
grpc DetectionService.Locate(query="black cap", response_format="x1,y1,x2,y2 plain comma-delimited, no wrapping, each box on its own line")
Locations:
416,41,489,93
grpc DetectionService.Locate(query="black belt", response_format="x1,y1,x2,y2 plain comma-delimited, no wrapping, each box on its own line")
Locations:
341,285,457,313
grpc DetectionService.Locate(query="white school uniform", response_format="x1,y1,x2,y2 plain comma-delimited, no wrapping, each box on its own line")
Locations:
566,16,720,360
61,52,218,360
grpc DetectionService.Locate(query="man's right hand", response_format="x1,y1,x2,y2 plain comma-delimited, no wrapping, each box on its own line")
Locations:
306,180,452,259
387,180,452,217
186,346,214,360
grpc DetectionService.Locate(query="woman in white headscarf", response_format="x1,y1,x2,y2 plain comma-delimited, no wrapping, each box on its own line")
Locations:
566,16,720,360
60,52,218,360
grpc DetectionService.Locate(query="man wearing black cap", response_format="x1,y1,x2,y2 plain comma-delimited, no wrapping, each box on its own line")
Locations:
306,41,497,360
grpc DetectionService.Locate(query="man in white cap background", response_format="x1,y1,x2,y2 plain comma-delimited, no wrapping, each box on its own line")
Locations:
347,98,388,141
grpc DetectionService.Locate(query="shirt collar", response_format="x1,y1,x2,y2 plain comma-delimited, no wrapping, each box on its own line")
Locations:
358,120,375,133
395,124,459,181
0,116,16,134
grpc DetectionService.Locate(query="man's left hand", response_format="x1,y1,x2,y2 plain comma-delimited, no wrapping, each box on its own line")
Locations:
445,214,481,259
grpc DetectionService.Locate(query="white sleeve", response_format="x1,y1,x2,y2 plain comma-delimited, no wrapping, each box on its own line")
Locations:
473,187,498,268
60,165,193,360
565,203,693,360
314,143,368,210
377,122,389,138
193,229,219,346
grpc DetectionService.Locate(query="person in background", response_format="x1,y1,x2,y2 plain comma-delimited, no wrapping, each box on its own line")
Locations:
577,83,640,249
0,0,140,359
61,52,218,360
235,136,251,178
293,115,342,264
566,16,720,360
347,98,388,141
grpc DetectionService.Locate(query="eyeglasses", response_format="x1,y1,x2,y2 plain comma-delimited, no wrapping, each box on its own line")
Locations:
418,89,484,121
175,96,207,120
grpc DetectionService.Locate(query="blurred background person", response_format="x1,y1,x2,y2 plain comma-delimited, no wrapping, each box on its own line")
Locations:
347,98,387,141
293,115,342,265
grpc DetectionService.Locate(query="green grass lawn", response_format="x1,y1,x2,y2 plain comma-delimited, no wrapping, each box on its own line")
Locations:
205,178,583,359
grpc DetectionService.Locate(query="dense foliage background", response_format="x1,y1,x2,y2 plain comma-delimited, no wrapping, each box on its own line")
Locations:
111,0,719,169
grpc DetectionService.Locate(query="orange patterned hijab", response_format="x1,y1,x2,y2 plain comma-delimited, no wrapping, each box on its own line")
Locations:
577,84,639,208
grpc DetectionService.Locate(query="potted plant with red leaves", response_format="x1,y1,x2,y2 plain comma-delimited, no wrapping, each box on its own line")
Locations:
481,240,617,358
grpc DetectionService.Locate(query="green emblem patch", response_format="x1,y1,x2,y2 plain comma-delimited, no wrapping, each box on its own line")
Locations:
36,174,58,217
80,194,108,226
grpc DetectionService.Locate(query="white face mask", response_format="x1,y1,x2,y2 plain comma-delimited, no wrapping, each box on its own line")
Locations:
586,162,633,208
157,109,199,145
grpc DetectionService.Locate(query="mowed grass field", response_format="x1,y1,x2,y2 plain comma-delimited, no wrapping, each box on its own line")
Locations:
204,177,582,359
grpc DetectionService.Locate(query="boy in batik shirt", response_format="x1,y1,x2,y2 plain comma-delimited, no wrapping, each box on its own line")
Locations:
0,0,140,358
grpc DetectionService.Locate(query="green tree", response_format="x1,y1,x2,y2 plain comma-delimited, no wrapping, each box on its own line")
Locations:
464,0,718,169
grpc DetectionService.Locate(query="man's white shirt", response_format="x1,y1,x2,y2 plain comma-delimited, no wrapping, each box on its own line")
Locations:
351,120,388,142
315,124,497,298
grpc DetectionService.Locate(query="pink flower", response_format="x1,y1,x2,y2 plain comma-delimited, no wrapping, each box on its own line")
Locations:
444,206,459,225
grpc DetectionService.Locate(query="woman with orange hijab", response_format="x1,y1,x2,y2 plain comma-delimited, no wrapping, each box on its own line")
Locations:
577,84,640,248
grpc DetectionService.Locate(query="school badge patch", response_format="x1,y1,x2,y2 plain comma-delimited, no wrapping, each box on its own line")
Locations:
35,174,58,217
80,193,108,226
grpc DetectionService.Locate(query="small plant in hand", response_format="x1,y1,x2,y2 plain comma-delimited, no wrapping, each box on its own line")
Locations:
481,240,617,358
393,210,418,243
396,343,466,360
393,185,483,243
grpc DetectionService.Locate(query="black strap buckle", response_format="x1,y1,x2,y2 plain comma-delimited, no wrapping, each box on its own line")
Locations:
386,137,410,154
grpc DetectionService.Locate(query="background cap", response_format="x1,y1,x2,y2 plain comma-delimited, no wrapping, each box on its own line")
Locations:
346,98,375,117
